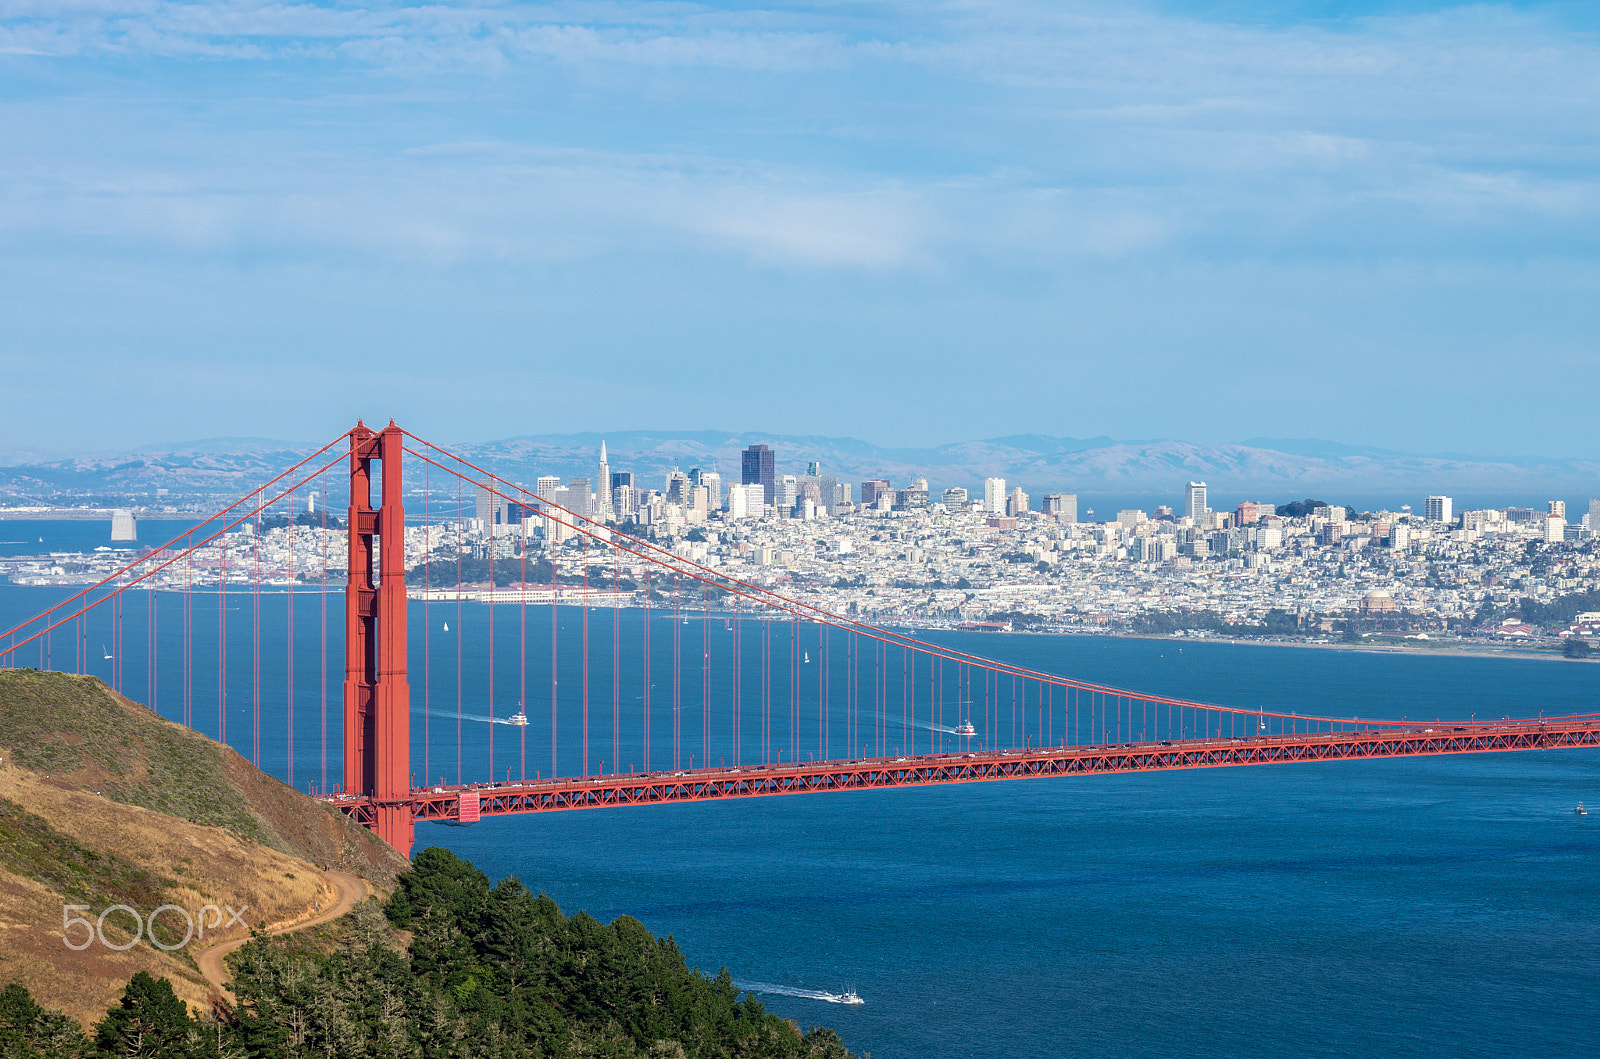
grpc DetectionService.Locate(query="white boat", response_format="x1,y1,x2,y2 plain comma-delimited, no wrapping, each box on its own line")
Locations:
1578,803,1589,816
506,711,529,726
955,719,976,737
101,644,113,660
443,621,449,632
835,988,864,1006
804,652,811,663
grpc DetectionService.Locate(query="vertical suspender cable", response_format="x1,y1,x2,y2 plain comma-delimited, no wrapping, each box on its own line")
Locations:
423,463,431,793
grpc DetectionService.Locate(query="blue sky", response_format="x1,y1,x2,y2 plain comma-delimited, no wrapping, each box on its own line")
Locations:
1,0,1597,455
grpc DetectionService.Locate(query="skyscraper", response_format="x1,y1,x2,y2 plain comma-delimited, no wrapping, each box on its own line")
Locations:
597,441,612,521
1042,493,1077,522
983,478,1007,514
860,479,891,506
742,444,776,506
1425,495,1453,524
1185,481,1208,520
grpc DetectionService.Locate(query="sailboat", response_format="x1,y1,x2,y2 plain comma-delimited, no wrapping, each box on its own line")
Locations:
101,644,113,661
443,621,450,632
804,651,811,663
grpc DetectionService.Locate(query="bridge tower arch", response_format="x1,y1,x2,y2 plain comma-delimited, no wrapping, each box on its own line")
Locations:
343,420,412,856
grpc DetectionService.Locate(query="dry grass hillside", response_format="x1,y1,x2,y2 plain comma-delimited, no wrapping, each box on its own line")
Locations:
0,669,410,1025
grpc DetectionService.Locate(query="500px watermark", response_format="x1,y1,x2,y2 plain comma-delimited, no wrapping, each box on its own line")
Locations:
61,904,249,951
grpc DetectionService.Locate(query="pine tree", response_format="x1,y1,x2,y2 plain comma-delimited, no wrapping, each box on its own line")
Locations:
92,972,214,1059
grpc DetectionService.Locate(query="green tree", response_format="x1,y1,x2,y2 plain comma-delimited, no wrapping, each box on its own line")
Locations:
1563,638,1590,659
0,983,89,1059
92,972,214,1059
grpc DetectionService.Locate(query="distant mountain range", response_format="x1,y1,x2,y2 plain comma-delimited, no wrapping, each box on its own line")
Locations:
2,431,1596,510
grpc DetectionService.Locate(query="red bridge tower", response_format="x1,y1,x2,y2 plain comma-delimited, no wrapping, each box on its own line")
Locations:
343,421,413,856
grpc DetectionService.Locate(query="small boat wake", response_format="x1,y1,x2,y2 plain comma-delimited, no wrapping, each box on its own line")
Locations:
736,981,864,1006
912,719,973,736
425,709,532,727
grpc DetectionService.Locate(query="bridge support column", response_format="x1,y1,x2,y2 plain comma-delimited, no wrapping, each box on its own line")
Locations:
343,420,413,856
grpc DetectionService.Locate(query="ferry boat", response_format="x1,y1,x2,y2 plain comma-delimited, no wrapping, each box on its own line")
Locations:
506,711,529,727
954,719,977,737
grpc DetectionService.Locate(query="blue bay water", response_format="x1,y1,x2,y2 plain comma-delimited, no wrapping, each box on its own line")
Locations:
3,532,1599,1056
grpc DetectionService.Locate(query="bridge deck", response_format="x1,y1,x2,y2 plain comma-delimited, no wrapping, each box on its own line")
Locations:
321,720,1600,826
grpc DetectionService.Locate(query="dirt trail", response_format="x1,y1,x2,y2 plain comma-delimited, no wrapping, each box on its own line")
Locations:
193,869,370,1006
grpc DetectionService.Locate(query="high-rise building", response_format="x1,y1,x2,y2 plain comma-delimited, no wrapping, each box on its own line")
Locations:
1234,501,1264,525
984,478,1007,514
774,474,799,514
860,479,891,506
1185,481,1208,520
818,476,839,513
110,509,136,542
1549,500,1566,520
596,441,613,521
1042,494,1077,522
1007,487,1030,516
567,478,592,518
1589,497,1600,529
536,476,560,499
742,444,776,506
943,486,969,509
1425,495,1453,524
664,470,689,506
726,482,762,519
806,461,821,477
475,485,495,525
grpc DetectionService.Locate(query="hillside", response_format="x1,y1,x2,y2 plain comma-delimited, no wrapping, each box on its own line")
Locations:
4,430,1597,510
0,669,407,1024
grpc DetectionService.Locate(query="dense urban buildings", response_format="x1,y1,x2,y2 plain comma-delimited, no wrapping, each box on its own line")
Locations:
11,439,1600,652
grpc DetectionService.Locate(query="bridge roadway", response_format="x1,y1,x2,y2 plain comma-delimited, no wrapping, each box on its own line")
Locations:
320,718,1600,827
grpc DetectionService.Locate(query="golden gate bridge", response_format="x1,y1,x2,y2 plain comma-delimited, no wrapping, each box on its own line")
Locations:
3,420,1597,856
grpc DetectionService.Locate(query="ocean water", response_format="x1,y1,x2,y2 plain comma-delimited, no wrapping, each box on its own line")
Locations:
2,549,1599,1056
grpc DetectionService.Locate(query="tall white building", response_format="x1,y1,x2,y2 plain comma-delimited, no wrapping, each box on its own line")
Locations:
536,476,560,499
596,441,612,521
983,478,1007,514
1185,481,1208,520
1425,495,1453,524
726,482,761,520
110,509,136,542
1549,499,1566,520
